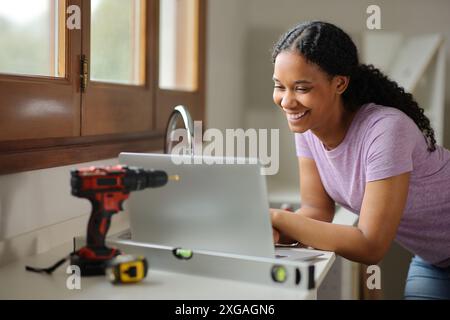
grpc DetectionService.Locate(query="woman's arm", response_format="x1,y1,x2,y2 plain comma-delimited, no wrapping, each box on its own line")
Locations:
274,157,335,244
271,172,410,265
296,157,335,222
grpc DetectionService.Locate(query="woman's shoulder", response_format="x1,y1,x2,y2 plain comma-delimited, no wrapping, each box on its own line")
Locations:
355,103,424,152
356,102,418,131
358,102,411,119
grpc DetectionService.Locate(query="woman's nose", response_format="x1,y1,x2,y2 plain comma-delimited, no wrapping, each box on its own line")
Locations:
280,91,298,109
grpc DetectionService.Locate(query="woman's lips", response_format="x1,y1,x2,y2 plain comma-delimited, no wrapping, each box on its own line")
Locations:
286,110,310,123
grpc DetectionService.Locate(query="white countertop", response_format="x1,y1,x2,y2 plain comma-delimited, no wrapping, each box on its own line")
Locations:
0,241,335,300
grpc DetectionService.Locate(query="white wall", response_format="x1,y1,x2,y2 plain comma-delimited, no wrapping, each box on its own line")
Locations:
205,0,249,130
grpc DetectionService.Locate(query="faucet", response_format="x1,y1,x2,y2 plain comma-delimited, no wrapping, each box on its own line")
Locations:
164,105,195,155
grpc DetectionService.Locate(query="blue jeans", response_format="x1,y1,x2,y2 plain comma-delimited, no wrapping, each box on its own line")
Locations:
404,255,450,300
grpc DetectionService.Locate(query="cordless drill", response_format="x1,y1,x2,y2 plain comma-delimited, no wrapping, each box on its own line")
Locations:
70,165,178,276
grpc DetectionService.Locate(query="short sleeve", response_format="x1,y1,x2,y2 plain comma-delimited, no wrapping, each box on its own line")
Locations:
365,114,418,182
295,133,314,159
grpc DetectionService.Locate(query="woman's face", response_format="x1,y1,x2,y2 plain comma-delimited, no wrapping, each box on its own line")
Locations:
272,51,345,133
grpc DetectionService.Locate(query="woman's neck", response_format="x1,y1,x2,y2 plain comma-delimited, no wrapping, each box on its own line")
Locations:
311,104,358,151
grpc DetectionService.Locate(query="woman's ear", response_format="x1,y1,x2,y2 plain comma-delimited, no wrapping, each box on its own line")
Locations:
334,75,350,95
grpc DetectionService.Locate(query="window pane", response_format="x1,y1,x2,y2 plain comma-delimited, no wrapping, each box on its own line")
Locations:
90,0,146,85
159,0,198,91
0,0,65,77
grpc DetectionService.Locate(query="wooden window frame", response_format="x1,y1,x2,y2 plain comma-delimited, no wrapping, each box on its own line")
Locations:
0,0,206,175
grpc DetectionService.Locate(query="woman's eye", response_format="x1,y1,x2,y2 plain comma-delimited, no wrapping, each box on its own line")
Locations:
295,87,309,92
274,85,284,90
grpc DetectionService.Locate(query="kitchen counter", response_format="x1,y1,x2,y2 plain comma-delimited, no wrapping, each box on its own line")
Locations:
0,241,335,300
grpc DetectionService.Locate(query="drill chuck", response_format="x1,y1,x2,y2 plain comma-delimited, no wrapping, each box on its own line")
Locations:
123,167,169,191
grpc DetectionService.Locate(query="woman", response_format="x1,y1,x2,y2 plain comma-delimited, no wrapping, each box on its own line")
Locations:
270,21,450,299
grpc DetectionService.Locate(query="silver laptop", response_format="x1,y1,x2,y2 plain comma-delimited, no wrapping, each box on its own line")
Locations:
119,152,322,261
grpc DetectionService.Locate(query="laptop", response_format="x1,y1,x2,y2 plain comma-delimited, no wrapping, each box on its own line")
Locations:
118,152,323,261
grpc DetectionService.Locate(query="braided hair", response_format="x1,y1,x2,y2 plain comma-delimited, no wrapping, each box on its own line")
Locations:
272,21,436,152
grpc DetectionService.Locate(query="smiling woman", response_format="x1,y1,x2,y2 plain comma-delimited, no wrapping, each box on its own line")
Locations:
269,21,450,300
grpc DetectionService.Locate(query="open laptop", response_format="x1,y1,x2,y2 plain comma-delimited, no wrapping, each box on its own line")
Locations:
118,152,322,261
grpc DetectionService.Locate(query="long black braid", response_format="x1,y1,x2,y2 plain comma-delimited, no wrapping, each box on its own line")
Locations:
272,21,436,152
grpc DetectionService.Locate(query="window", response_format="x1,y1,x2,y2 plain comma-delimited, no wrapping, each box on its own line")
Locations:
159,0,198,91
90,0,145,85
0,0,206,174
0,0,66,77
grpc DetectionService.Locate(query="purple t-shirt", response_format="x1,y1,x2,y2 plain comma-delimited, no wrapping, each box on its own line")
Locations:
295,103,450,267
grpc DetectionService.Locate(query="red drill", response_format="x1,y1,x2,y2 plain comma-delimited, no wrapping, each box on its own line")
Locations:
70,165,177,275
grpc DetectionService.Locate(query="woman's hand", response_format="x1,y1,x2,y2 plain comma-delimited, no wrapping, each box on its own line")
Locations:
272,227,280,244
270,208,297,245
269,208,288,229
270,208,309,248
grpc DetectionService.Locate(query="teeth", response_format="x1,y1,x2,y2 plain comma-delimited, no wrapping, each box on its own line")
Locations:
287,111,308,120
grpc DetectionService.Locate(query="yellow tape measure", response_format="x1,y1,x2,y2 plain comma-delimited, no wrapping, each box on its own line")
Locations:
106,255,148,284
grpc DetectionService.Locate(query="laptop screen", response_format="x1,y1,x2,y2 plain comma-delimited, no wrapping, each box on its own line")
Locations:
119,152,276,258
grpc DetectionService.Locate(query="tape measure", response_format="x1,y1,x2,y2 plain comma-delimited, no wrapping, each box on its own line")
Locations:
106,255,148,284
